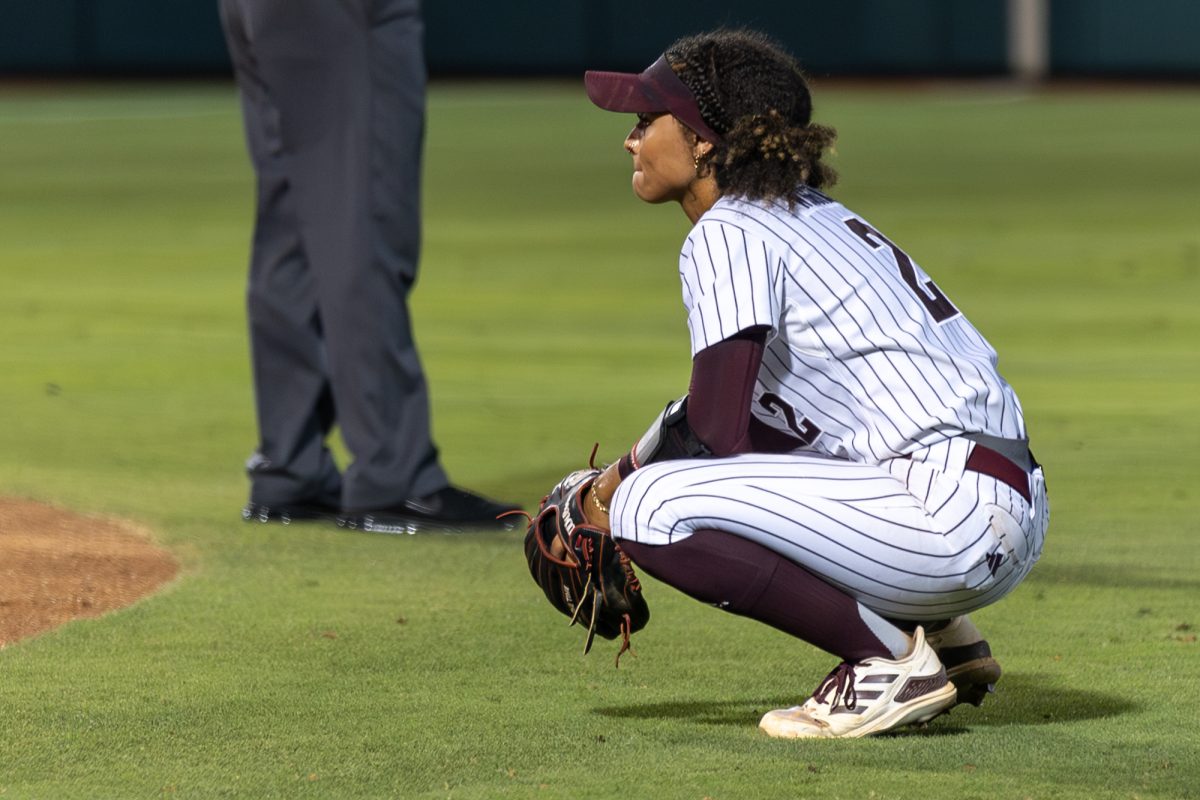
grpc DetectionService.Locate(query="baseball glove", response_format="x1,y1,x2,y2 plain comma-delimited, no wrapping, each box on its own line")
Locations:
523,468,649,665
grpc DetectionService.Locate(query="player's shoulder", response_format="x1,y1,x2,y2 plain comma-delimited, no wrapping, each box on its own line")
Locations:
692,198,773,244
704,190,846,231
692,191,847,258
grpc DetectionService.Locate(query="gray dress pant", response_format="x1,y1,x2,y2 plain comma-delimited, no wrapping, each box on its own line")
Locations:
220,0,447,510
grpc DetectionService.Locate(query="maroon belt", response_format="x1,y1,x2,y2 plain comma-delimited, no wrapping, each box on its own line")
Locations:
964,443,1032,504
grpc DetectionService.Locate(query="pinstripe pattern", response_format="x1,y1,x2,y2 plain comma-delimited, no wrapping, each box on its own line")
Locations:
680,189,1026,464
610,440,1048,620
614,189,1048,620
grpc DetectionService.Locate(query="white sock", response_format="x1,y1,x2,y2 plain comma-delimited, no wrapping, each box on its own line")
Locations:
858,603,912,659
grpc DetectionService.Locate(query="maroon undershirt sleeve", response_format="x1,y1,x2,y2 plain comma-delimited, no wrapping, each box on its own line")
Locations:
687,326,806,456
615,326,804,478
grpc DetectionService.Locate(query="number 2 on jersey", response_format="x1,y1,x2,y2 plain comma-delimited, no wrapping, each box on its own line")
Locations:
844,218,959,323
759,393,822,446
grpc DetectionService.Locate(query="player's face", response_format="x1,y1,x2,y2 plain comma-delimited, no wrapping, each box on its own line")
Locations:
624,112,699,205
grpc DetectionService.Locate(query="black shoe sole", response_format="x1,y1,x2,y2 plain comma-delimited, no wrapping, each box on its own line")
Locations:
336,512,521,535
242,503,340,525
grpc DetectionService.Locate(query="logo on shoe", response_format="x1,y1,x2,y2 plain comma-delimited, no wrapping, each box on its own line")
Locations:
362,516,419,535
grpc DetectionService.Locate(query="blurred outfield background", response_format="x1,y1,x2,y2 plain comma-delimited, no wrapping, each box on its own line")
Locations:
1,2,1199,798
2,0,1200,79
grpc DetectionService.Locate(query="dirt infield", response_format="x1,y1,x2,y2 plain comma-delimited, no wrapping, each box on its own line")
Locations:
0,498,178,647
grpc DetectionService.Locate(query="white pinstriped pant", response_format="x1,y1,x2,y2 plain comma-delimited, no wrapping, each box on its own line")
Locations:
610,437,1048,621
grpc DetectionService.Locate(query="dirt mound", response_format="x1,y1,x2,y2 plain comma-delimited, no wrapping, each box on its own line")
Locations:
0,498,178,647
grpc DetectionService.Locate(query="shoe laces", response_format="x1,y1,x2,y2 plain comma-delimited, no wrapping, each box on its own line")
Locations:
812,662,858,710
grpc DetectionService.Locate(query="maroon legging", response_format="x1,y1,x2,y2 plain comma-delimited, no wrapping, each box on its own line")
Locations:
619,529,894,662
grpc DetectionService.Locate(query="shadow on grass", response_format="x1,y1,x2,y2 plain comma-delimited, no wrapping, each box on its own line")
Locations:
592,672,1138,731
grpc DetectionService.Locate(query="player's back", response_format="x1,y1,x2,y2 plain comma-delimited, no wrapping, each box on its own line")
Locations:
700,189,1026,461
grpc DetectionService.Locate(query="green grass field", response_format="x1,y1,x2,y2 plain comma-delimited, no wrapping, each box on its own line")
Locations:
1,80,1198,799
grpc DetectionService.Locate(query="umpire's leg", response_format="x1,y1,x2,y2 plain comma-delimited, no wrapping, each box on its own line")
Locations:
227,0,448,511
220,0,343,508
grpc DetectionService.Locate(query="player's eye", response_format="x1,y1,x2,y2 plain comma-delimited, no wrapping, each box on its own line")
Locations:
635,112,657,128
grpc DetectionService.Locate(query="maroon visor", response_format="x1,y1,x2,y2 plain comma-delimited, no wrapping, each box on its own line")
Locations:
584,55,723,143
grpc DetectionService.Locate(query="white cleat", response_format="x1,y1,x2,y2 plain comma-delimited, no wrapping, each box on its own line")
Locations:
759,627,957,739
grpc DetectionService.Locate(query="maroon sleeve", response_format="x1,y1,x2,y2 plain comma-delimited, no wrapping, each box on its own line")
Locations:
616,327,802,477
687,326,802,457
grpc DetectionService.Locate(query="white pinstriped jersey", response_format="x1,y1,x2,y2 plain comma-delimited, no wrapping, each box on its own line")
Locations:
679,187,1026,465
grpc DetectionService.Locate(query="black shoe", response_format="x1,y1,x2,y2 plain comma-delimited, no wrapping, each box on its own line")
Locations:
338,486,523,534
925,616,1002,708
242,500,341,525
936,640,1002,707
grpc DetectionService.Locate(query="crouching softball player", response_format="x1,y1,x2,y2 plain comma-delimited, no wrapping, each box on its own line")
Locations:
522,28,1049,740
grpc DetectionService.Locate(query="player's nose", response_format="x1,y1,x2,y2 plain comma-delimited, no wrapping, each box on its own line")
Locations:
625,127,641,155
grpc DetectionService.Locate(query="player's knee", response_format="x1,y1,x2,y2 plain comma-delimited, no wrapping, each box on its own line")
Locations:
618,530,773,611
610,463,696,545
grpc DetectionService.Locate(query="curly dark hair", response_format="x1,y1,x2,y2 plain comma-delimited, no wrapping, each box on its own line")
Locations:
665,29,837,200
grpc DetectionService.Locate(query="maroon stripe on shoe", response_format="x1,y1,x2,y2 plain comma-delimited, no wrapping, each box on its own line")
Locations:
859,674,898,684
894,667,949,703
